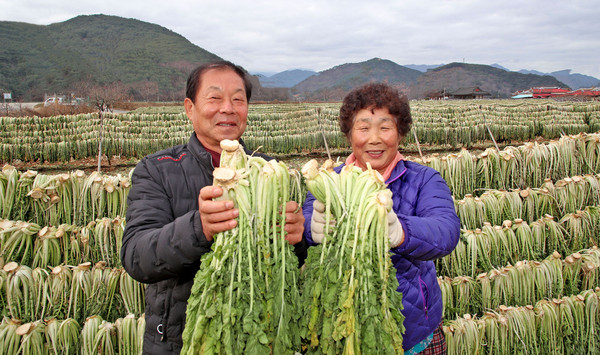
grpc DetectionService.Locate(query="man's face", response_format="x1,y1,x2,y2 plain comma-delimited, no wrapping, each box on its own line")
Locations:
184,68,248,152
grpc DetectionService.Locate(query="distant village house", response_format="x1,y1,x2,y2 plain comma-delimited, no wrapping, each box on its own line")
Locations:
425,87,492,100
449,87,492,100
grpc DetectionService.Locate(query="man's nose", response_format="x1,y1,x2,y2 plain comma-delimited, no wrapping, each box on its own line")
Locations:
220,99,234,113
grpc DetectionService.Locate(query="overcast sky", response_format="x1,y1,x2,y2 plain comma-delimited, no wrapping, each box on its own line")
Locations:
2,0,599,79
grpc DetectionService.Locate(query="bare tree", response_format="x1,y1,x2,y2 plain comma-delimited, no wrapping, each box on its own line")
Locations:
132,80,159,101
78,81,130,172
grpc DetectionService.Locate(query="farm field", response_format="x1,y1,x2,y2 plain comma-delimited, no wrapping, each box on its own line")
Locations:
1,100,600,354
1,99,599,168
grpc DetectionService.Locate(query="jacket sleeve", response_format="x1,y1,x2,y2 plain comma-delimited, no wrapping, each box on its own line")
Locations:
392,168,460,261
120,158,212,284
301,191,318,245
292,235,308,266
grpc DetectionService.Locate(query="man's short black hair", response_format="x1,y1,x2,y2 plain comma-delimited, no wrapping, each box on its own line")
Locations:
185,60,253,102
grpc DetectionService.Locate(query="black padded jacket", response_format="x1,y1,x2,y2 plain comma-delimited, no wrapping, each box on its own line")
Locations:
121,134,308,354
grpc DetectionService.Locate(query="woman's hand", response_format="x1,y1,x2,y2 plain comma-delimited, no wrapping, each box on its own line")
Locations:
310,200,335,244
388,210,404,248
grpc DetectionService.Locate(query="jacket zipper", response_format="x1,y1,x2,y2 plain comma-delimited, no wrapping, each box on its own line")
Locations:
419,276,429,320
159,286,174,341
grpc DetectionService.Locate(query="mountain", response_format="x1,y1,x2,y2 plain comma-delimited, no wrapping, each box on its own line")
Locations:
2,15,596,102
0,14,221,100
519,69,600,89
289,60,570,100
518,69,547,76
404,64,444,72
252,71,277,77
292,58,422,101
404,63,514,74
549,70,600,89
490,63,510,71
410,62,569,98
258,69,316,88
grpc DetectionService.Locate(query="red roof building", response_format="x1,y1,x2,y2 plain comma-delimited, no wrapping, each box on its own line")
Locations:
562,88,600,97
531,87,570,98
512,87,600,100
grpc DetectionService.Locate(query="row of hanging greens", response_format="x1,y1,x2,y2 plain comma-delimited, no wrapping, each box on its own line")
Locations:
438,206,600,278
439,246,600,319
0,165,131,226
454,174,600,230
0,217,126,269
1,132,598,227
2,101,598,162
1,260,145,324
443,287,600,355
413,132,600,198
0,313,145,355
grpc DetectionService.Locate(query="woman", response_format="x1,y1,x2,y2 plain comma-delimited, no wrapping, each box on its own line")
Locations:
303,82,460,354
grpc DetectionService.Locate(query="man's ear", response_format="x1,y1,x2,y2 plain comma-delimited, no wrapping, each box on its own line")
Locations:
184,98,194,118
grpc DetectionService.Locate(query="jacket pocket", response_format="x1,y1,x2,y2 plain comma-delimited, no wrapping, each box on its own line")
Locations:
418,276,430,320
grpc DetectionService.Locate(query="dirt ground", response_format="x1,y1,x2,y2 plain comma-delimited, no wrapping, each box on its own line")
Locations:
1,102,132,117
2,102,39,112
4,146,479,176
6,156,139,175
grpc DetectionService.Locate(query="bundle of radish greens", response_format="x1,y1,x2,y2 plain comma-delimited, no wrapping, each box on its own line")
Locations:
299,159,405,354
181,140,304,355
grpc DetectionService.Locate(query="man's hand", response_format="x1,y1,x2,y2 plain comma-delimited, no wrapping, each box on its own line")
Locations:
198,186,239,241
284,201,304,245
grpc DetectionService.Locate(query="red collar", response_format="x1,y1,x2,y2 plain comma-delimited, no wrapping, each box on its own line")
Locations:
203,145,221,167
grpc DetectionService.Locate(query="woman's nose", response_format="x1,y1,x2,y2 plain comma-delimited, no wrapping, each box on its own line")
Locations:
367,130,381,144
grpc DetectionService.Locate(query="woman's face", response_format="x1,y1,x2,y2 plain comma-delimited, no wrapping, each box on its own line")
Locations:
349,107,401,175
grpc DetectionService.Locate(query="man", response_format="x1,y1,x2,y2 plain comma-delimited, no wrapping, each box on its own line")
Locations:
121,60,306,354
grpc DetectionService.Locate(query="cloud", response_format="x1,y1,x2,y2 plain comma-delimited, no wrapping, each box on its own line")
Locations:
1,0,599,78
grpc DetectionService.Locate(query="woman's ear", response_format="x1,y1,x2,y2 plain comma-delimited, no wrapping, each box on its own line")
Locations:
396,132,404,146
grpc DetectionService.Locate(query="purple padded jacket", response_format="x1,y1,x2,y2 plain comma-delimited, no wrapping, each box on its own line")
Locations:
302,159,460,350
